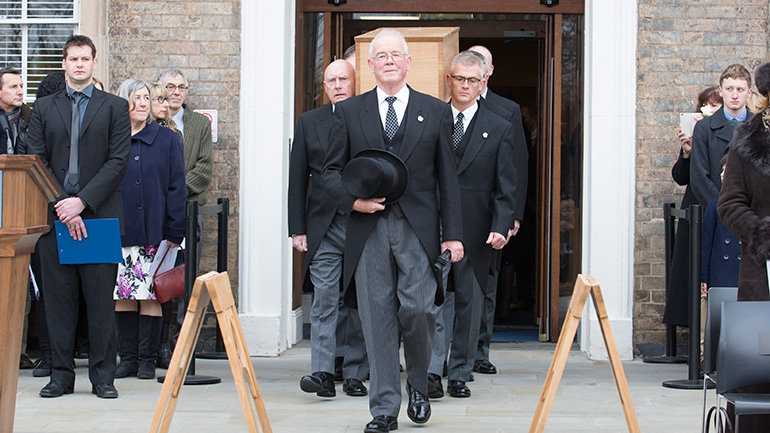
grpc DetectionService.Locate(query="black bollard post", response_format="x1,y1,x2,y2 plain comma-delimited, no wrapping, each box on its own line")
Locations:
644,203,687,364
662,204,713,390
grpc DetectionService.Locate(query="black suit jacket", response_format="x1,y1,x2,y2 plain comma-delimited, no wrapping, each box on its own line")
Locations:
484,90,528,222
322,86,463,292
27,88,131,230
288,103,337,291
454,100,517,290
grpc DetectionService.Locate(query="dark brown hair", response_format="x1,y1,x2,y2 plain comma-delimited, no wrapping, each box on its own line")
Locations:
62,35,96,59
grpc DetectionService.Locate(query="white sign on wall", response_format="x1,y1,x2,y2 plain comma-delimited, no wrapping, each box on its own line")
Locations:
194,109,218,143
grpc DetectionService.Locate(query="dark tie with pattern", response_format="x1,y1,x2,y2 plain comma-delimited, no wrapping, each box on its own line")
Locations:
68,92,84,188
453,112,464,149
385,96,398,140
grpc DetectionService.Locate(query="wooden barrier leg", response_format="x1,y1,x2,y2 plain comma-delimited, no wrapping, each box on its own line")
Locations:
205,272,272,433
529,275,592,433
149,275,213,433
587,276,641,433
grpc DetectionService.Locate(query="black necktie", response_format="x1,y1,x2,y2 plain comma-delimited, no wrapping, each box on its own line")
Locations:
68,92,84,188
453,112,464,150
385,96,398,140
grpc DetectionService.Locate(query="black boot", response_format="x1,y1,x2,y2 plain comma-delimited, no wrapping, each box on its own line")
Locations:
114,311,139,378
156,303,173,369
137,315,162,379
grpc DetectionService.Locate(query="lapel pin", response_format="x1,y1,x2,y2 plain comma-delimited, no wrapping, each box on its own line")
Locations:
482,132,488,138
417,115,424,123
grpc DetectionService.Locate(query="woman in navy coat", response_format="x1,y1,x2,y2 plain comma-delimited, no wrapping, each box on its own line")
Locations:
112,78,186,380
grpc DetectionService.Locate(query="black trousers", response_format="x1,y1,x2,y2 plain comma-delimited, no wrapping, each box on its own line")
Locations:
38,230,117,387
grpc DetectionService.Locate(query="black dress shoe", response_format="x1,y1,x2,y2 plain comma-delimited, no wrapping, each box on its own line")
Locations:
334,356,344,382
427,373,444,399
92,383,119,399
20,353,34,369
299,371,335,397
343,378,367,396
469,372,475,382
33,357,52,377
75,350,89,359
364,415,398,433
405,381,431,424
39,380,73,398
473,359,497,374
447,380,471,398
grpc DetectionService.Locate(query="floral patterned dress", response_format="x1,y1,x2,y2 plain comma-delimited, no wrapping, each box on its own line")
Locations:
114,244,159,301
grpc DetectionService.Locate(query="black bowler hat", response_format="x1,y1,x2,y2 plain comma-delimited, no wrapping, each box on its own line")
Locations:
343,148,408,205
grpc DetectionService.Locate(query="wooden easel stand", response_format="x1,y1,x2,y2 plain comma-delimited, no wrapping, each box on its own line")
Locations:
529,274,641,433
149,271,272,433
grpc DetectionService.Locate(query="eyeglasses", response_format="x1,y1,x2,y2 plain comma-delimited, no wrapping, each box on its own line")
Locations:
154,97,170,104
165,84,188,92
451,75,482,85
372,52,405,63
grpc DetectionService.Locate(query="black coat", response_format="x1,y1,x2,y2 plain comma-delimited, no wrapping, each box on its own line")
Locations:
27,88,131,230
322,87,463,299
483,90,528,221
452,100,517,290
288,103,338,292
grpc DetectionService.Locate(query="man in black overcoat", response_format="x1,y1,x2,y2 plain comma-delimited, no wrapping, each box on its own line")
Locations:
322,29,464,433
289,59,369,398
427,51,517,400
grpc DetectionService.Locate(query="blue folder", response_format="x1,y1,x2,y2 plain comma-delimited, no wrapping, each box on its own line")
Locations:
55,218,123,264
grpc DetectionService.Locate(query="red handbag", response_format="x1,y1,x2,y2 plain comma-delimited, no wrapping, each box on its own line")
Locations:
153,247,185,304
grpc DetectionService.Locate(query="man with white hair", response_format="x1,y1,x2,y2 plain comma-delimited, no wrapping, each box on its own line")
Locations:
323,29,464,433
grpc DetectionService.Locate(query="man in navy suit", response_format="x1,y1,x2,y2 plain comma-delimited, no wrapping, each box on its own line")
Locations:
428,51,517,399
289,59,369,398
323,29,464,433
28,35,131,399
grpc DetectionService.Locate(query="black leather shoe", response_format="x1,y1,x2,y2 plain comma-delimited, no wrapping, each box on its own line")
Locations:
39,380,73,398
75,350,89,359
300,371,335,397
343,378,367,396
447,380,471,398
20,353,34,369
427,373,444,399
92,383,119,399
33,357,52,377
364,415,398,433
473,359,497,374
334,356,344,382
405,381,431,424
469,372,475,382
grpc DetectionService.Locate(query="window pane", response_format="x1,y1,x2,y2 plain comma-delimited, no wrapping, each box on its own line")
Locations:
0,1,21,19
0,24,22,69
27,23,72,97
28,0,74,18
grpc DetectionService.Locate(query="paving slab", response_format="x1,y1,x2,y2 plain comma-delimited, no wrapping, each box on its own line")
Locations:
14,341,704,432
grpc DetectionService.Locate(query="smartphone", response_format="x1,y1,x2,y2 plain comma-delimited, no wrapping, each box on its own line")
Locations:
680,112,701,138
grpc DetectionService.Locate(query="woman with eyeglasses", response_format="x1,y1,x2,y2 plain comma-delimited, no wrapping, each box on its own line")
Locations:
113,78,186,380
149,83,183,143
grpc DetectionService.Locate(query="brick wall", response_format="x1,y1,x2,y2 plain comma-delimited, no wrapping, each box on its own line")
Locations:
635,0,769,354
108,1,241,328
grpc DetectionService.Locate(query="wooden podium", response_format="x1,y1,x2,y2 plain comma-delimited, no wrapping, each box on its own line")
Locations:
0,155,60,433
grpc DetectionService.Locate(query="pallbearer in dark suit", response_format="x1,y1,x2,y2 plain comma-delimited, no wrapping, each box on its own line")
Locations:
27,35,131,399
289,60,369,398
323,29,464,433
469,45,529,375
428,51,517,399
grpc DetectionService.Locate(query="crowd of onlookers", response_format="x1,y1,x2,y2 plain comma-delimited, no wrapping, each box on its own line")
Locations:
4,34,212,399
665,62,770,432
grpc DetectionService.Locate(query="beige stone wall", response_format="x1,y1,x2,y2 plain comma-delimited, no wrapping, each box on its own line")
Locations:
107,1,241,306
635,0,769,352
